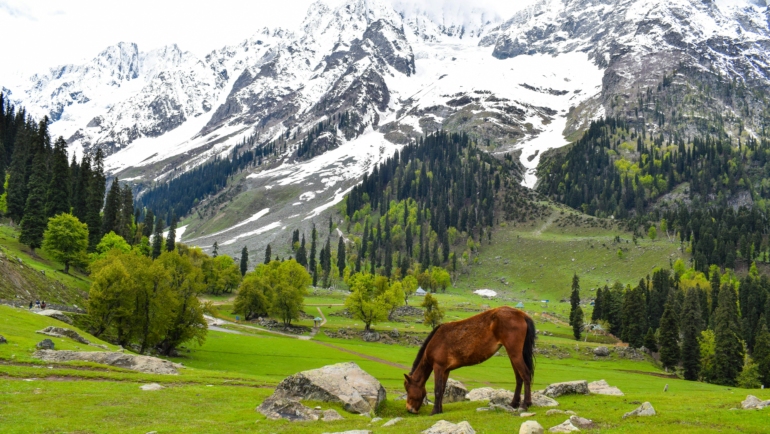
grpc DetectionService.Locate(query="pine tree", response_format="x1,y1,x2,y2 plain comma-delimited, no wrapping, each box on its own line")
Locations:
644,327,657,352
85,149,106,251
709,266,721,325
337,236,346,277
117,184,134,242
19,152,48,251
310,224,317,279
5,126,29,223
45,137,70,217
713,283,745,386
681,287,703,380
569,274,581,337
622,281,647,348
572,306,584,340
264,244,272,265
212,241,219,257
592,287,603,323
753,317,770,387
102,178,121,235
143,210,155,238
658,291,680,370
297,234,307,267
152,219,164,259
240,246,249,276
166,215,177,252
72,154,91,222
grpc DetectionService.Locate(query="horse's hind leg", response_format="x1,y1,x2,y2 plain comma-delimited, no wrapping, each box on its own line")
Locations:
503,344,532,410
511,370,523,408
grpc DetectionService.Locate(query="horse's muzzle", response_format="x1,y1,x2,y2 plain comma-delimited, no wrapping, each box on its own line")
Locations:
406,405,418,414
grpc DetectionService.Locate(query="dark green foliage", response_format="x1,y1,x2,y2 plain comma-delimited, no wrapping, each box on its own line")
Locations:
152,219,164,259
754,318,770,387
621,281,648,348
5,122,30,223
681,288,703,380
644,327,657,352
240,246,248,277
143,210,155,238
45,137,70,217
713,284,745,386
591,287,603,323
569,274,581,340
309,225,317,280
264,244,271,265
19,153,48,250
337,236,346,277
102,178,122,235
648,269,672,331
296,234,307,267
572,306,584,341
658,291,680,370
166,215,177,252
739,273,769,352
85,149,106,251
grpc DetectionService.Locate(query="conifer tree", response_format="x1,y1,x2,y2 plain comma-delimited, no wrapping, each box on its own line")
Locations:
592,287,603,323
622,281,648,348
85,149,106,251
240,246,249,276
572,306,584,340
143,210,155,238
297,234,307,267
45,137,70,217
681,287,703,380
102,178,121,235
709,266,721,324
72,154,91,222
713,283,745,385
658,291,680,370
117,184,134,242
166,215,177,252
310,224,317,279
264,244,271,265
152,219,164,259
644,327,658,352
753,317,770,387
19,152,48,251
212,241,219,257
6,127,29,223
569,274,581,338
337,236,346,277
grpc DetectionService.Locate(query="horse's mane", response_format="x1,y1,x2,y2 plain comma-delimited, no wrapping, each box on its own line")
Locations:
410,325,442,374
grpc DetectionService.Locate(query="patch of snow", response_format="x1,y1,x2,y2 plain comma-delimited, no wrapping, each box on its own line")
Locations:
220,222,282,246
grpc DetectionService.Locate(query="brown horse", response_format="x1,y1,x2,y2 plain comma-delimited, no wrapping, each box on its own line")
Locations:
403,306,536,415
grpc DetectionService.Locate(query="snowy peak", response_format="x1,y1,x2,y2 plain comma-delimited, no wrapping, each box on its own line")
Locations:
393,0,502,41
91,42,141,82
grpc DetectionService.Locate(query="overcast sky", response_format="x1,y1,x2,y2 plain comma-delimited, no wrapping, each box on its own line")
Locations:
0,0,535,85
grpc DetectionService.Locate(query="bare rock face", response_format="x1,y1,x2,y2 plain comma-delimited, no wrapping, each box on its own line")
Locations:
623,402,656,418
587,380,624,396
36,309,73,324
33,349,182,374
519,420,544,434
262,362,385,415
741,395,770,410
422,420,476,434
548,420,579,433
544,381,589,398
443,378,468,403
37,326,90,345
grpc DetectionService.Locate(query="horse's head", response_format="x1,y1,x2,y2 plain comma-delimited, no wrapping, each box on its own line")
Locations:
403,373,426,414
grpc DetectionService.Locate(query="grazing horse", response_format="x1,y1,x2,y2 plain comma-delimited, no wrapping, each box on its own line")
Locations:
403,306,536,415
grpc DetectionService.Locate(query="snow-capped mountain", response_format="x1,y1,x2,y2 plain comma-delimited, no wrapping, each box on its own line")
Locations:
6,0,770,255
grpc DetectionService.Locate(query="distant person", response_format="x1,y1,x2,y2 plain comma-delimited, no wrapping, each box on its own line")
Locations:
29,301,33,309
35,300,40,308
41,301,46,309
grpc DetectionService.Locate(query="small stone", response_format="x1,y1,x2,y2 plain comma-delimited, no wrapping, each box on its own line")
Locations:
519,420,544,434
0,335,7,344
593,347,609,357
382,417,402,427
140,383,164,391
476,407,490,412
623,402,656,419
544,381,589,398
36,339,55,350
546,409,565,416
520,412,536,417
322,409,344,421
565,411,576,415
369,417,382,423
422,420,475,434
588,380,623,396
569,416,594,429
548,420,579,433
489,403,519,413
532,392,560,407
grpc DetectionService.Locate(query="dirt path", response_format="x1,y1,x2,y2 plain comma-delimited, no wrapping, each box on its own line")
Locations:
533,210,558,236
211,318,311,340
313,341,409,370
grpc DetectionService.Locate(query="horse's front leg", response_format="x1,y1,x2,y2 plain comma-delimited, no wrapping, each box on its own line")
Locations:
511,370,523,409
431,368,447,415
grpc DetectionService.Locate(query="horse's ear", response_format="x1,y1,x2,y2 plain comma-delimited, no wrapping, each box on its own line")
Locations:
403,373,412,382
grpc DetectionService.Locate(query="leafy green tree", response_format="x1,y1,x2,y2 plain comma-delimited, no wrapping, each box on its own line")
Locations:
681,288,703,380
42,213,89,273
648,225,657,241
345,272,390,331
205,255,242,294
45,137,70,218
268,260,310,326
240,246,249,276
19,153,48,252
737,356,762,389
88,252,134,342
234,273,272,320
431,267,451,292
699,330,717,383
156,250,207,355
402,275,418,305
422,293,445,329
658,291,680,370
0,173,9,214
572,306,584,340
91,231,131,261
713,283,745,385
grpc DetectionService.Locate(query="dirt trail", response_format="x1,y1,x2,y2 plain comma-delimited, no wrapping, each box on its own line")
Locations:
533,210,558,236
313,341,409,370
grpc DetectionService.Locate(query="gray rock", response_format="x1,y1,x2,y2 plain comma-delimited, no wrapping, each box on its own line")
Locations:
37,326,90,345
422,420,476,434
140,383,164,391
623,402,656,418
520,412,536,417
444,378,468,403
544,381,589,398
36,339,55,350
569,416,594,429
257,396,320,421
322,409,344,421
546,409,565,416
467,387,512,402
548,420,579,433
390,328,400,338
36,309,72,324
532,392,560,407
33,349,182,374
489,403,519,413
593,347,610,357
262,362,385,415
382,417,402,427
362,332,380,342
587,379,623,396
322,431,371,434
0,335,6,344
741,395,770,409
519,420,544,434
370,417,382,423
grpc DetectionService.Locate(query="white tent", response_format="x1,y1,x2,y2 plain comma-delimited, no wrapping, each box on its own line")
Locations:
416,287,427,296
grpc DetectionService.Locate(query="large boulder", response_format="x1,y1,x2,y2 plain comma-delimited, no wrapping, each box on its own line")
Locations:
544,381,589,398
36,309,72,324
741,395,770,410
33,350,182,374
587,380,623,396
444,378,468,403
37,326,90,345
593,347,610,357
263,362,385,414
623,402,656,418
548,420,579,433
36,339,55,350
519,420,544,434
422,420,476,434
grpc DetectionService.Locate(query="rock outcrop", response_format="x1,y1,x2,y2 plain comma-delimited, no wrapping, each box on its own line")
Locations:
544,381,589,398
587,380,623,396
569,416,594,429
532,392,559,407
623,402,656,418
444,378,468,403
422,420,475,434
36,309,72,324
33,349,182,374
37,326,90,345
260,362,385,415
741,395,770,410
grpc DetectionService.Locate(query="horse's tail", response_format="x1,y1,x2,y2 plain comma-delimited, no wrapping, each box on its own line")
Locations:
523,315,536,379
